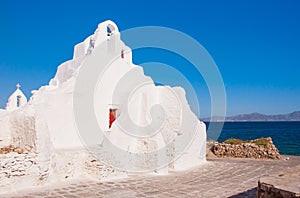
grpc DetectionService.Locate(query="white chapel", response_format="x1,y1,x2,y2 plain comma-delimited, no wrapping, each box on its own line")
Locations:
5,83,27,111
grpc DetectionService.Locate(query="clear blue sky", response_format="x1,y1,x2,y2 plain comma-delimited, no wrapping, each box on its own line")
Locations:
0,0,299,117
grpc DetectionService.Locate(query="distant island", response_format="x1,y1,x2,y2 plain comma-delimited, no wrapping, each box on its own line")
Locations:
202,111,300,122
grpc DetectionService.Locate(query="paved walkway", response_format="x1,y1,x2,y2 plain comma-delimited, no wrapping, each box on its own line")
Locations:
4,156,300,198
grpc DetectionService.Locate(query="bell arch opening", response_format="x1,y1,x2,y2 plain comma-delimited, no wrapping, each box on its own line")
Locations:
107,24,116,36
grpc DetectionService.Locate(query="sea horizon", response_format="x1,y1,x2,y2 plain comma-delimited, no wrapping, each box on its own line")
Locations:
206,121,300,156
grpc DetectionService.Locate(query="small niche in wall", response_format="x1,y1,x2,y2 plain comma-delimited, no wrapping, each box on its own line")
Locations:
121,50,124,59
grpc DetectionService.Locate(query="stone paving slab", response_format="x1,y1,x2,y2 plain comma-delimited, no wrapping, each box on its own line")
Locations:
258,164,300,197
2,155,300,198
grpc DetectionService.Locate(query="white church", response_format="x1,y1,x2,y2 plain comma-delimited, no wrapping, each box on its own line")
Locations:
5,83,28,111
0,20,206,192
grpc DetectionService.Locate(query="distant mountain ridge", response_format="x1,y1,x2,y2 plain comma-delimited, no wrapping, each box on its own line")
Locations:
202,111,300,121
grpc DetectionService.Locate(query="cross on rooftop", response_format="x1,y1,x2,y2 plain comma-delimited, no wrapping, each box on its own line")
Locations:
16,83,21,89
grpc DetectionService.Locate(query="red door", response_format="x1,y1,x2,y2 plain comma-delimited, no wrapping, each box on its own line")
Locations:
109,109,117,128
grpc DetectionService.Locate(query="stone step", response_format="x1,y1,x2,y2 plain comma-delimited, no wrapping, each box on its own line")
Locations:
258,164,300,198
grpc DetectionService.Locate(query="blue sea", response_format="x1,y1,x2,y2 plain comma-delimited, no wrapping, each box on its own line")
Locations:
205,121,300,156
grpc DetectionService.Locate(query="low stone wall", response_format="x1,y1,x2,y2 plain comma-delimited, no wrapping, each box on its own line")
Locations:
0,152,36,178
257,181,300,198
211,138,281,159
0,152,40,193
257,164,300,198
0,149,126,194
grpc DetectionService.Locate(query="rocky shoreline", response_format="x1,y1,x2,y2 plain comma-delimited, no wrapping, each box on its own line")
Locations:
207,137,281,159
